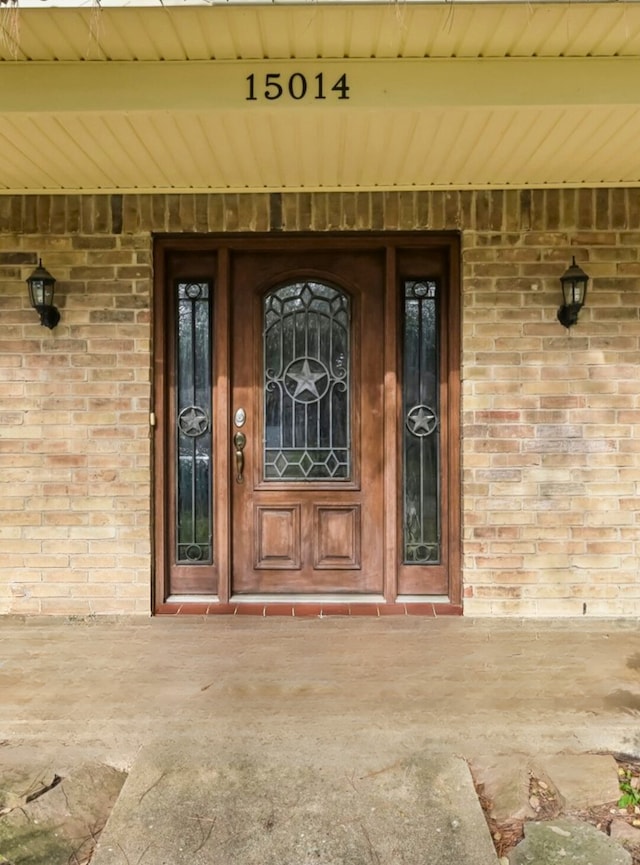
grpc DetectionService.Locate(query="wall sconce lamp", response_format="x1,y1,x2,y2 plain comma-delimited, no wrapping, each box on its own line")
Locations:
557,256,589,329
26,259,60,329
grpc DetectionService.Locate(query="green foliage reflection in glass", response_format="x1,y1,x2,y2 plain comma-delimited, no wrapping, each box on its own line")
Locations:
176,282,213,564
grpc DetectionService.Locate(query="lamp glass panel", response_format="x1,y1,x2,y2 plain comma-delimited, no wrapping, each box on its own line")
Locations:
29,279,45,307
572,280,586,305
30,279,56,308
42,281,55,307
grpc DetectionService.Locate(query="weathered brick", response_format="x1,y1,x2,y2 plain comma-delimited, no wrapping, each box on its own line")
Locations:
222,193,240,231
237,193,257,231
178,195,196,232
296,193,313,231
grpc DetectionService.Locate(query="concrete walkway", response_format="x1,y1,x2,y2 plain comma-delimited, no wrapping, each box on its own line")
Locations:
91,740,498,865
1,616,640,863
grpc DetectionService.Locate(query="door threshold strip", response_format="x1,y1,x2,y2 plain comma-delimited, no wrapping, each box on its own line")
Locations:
156,601,463,617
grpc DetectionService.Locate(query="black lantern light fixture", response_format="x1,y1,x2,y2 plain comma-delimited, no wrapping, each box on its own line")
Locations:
557,256,589,329
26,259,60,329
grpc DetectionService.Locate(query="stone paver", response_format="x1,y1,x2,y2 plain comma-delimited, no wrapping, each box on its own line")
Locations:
471,752,624,823
469,755,537,822
508,817,631,865
0,762,126,865
0,766,59,814
92,739,499,865
537,754,621,809
610,817,640,849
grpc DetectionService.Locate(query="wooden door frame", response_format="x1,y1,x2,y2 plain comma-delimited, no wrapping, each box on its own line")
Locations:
152,233,461,615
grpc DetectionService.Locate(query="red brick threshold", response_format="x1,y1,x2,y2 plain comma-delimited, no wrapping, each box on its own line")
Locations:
156,602,463,617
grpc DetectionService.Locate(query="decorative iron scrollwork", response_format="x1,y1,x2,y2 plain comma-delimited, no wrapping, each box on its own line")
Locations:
183,544,205,562
263,281,350,481
284,357,330,403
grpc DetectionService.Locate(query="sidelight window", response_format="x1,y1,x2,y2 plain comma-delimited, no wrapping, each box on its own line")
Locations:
175,281,213,564
403,279,440,564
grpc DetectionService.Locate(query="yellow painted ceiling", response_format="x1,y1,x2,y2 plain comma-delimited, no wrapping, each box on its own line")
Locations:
1,3,640,193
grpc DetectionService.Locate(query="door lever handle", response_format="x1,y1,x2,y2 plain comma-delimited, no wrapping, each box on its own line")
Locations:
233,432,247,484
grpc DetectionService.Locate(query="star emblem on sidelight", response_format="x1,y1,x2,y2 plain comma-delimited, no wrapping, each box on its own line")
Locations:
285,359,329,401
178,406,209,437
406,405,438,437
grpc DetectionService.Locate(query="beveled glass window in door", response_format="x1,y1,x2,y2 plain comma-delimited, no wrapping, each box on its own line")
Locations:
403,280,440,564
175,281,213,564
264,281,350,481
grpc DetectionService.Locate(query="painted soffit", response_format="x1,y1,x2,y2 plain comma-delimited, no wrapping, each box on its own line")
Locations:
2,2,640,193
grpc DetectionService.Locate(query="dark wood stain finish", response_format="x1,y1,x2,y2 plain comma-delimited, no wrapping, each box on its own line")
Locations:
153,234,461,614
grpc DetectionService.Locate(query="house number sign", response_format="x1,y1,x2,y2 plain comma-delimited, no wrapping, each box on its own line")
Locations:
246,72,350,102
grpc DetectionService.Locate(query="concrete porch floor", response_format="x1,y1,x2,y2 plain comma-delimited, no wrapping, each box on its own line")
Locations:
1,615,640,863
2,615,640,763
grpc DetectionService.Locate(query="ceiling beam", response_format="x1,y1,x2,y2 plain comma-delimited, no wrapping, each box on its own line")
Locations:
2,57,640,114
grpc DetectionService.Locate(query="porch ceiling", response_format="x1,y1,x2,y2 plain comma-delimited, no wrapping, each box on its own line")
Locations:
2,3,640,194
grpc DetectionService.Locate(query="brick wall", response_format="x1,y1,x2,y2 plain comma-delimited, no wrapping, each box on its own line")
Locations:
0,200,152,615
460,190,640,615
0,190,638,616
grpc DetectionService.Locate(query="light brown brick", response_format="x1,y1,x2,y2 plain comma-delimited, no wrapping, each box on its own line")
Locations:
2,191,639,618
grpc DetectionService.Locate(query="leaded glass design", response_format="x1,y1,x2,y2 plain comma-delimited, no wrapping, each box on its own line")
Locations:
176,281,213,564
264,281,350,481
403,280,440,564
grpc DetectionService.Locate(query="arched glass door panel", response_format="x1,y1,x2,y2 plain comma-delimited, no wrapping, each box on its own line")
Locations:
263,281,350,481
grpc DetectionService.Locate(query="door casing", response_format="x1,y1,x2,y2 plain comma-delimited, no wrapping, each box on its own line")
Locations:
153,233,461,613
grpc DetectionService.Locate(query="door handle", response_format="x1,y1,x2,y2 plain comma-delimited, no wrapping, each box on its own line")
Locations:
233,432,247,484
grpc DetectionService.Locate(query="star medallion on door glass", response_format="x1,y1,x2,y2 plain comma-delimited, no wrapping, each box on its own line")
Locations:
406,404,438,437
284,358,330,402
178,405,210,437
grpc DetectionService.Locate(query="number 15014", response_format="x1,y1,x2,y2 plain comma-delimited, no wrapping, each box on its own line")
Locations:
246,72,350,102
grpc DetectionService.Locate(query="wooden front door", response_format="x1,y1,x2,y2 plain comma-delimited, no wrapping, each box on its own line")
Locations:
154,235,461,613
230,249,384,595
